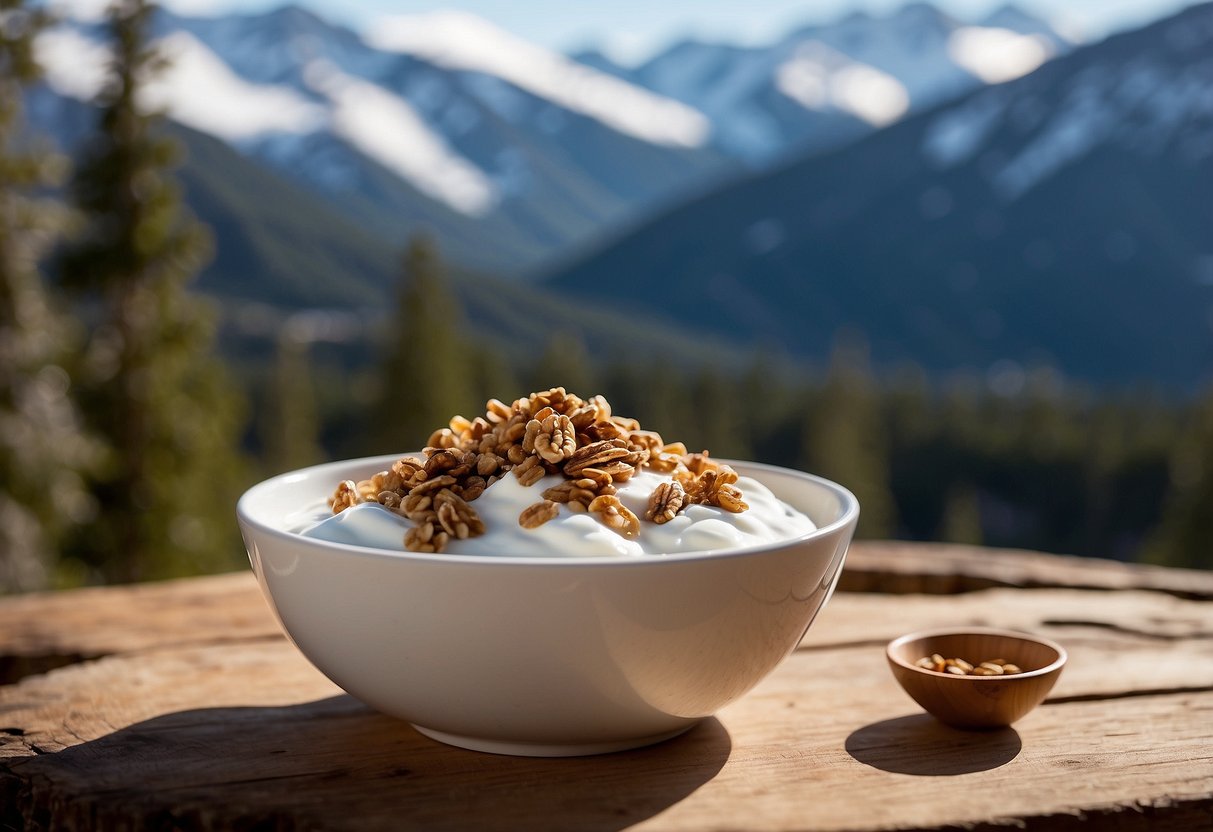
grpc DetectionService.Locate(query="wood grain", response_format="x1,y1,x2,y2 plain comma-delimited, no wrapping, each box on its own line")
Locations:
2,576,1212,831
839,541,1213,599
0,572,277,684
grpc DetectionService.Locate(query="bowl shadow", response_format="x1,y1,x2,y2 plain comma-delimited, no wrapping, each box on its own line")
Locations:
12,695,731,831
845,713,1021,776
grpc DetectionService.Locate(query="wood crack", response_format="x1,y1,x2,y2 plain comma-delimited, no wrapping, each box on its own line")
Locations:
0,633,285,687
0,653,90,688
1040,618,1213,642
1045,684,1213,705
84,769,354,798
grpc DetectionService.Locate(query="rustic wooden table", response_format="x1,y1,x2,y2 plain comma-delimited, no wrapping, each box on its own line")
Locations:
2,542,1212,831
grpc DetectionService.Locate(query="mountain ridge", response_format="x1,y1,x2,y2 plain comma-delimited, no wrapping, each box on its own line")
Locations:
540,2,1213,388
37,3,731,276
578,2,1072,165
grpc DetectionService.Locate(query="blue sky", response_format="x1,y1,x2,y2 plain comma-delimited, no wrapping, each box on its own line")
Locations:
161,0,1196,63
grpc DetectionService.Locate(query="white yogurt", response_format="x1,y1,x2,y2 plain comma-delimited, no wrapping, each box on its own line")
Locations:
301,469,816,558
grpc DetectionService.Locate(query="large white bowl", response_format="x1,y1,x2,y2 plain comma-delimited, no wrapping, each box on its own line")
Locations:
237,455,858,756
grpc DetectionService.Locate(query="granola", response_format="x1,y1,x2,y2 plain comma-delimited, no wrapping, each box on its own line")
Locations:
327,388,753,553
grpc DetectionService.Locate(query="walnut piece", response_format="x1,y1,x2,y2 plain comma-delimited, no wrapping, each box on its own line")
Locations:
329,480,360,512
683,465,749,514
433,489,485,539
519,500,560,529
588,494,641,538
529,412,577,464
563,439,632,477
512,455,546,486
645,480,687,524
404,520,450,553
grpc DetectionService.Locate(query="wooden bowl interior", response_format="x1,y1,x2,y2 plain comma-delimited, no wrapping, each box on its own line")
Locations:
890,632,1062,675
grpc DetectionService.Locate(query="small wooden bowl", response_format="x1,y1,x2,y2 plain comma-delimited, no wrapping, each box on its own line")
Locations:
886,628,1066,729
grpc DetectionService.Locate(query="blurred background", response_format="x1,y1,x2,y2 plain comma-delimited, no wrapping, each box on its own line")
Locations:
2,0,1211,592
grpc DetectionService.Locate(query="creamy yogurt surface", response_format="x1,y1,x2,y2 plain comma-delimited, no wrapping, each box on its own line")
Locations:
300,469,816,557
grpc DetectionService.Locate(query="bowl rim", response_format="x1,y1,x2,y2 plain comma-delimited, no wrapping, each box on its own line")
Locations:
886,626,1068,680
237,454,859,568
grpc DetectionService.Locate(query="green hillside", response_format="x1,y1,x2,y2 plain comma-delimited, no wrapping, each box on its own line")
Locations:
175,127,395,308
170,124,749,373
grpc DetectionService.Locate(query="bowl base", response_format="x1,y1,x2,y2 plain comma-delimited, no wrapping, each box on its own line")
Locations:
412,722,699,757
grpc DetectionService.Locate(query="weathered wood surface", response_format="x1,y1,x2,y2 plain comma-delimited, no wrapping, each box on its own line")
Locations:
0,572,278,684
839,541,1213,599
1,543,1212,831
3,542,1209,687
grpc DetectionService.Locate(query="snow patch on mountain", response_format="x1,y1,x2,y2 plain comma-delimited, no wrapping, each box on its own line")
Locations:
144,32,326,141
984,53,1213,200
366,10,710,149
947,27,1054,84
592,4,1074,165
47,0,116,24
38,27,325,141
35,28,109,100
922,90,1006,168
776,42,909,126
303,60,497,216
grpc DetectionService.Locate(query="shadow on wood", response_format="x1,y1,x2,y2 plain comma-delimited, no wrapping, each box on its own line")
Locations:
3,695,732,832
844,714,1021,775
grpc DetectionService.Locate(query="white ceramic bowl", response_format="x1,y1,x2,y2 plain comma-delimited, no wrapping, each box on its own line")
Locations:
237,455,858,757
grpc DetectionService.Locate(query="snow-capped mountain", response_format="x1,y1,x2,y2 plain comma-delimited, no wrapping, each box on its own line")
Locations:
580,3,1073,164
544,2,1213,388
29,2,1077,278
34,5,728,275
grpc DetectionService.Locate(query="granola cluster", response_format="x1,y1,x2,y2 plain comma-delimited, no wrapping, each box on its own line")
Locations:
328,388,750,553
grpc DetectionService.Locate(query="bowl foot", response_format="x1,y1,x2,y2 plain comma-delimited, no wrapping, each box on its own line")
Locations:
411,722,699,757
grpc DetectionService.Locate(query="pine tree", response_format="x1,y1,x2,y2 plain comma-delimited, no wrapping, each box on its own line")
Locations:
689,367,752,460
940,482,984,546
800,333,895,538
261,325,323,472
467,338,519,406
374,235,477,450
599,359,693,442
0,0,102,592
740,351,800,463
58,0,246,582
1144,389,1213,570
528,332,594,397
